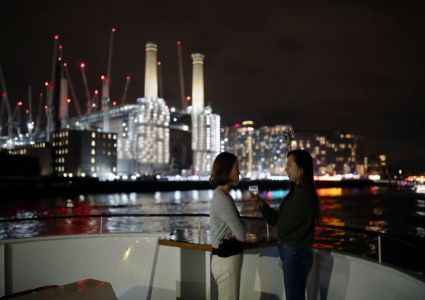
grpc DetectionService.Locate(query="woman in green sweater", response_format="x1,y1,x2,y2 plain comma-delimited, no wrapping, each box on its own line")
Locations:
253,149,318,300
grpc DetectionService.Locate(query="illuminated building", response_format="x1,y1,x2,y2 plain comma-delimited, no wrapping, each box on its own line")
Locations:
365,154,389,178
52,129,117,179
190,53,220,175
74,42,170,175
222,123,294,177
292,131,364,175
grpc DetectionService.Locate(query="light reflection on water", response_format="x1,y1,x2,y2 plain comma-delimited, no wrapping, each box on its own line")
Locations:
0,186,424,249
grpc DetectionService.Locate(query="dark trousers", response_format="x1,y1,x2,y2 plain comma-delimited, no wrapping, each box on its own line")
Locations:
278,241,313,300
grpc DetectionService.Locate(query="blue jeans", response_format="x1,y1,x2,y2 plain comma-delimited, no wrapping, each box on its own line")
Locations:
278,241,313,300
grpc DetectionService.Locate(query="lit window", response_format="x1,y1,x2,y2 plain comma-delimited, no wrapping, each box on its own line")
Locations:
92,132,96,138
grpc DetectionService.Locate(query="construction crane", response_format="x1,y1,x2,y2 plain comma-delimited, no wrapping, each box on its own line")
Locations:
27,85,34,134
48,34,60,113
79,62,92,113
158,61,164,98
177,40,187,110
121,75,131,105
63,62,81,117
35,92,44,134
0,64,13,140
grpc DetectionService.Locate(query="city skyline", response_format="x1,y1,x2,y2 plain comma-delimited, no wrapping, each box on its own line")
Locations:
1,0,424,172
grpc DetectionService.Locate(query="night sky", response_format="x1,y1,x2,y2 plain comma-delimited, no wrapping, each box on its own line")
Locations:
1,0,424,172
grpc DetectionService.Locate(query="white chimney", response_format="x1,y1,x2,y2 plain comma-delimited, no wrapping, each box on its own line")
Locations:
144,42,158,99
191,53,205,111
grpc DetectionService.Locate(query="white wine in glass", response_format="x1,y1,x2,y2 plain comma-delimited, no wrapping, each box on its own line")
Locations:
249,185,259,195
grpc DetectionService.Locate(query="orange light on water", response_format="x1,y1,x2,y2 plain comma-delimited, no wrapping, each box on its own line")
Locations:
317,188,342,197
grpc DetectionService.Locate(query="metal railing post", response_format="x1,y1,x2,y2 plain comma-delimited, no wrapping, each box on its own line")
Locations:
378,235,382,264
198,216,201,242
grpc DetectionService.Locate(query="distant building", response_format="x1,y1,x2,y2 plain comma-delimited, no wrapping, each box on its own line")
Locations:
1,150,41,177
8,141,52,176
365,154,389,178
52,129,117,179
169,110,192,173
222,122,294,177
292,131,365,175
190,54,221,175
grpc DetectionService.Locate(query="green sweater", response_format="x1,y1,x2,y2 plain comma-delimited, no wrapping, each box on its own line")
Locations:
260,184,318,246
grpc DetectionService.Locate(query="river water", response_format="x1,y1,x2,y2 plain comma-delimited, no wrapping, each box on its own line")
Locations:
1,186,424,274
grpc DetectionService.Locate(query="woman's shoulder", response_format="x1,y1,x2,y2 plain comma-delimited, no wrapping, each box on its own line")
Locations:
295,185,318,200
212,187,229,201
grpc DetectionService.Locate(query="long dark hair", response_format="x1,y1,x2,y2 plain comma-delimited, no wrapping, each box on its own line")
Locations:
287,149,320,224
287,149,316,191
210,152,238,187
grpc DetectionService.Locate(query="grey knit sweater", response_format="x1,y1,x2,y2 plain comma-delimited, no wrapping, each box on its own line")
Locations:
210,187,246,248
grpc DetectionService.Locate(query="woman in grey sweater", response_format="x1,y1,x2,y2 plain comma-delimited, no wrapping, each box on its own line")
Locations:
209,152,246,300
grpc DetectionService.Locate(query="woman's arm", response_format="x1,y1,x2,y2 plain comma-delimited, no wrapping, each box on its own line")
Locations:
217,194,246,241
254,195,279,226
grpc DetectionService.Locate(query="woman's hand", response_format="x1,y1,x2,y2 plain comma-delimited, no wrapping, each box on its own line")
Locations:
224,231,235,239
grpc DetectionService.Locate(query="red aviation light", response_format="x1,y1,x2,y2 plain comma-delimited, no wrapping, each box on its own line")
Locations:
63,62,68,68
157,61,162,66
100,75,105,80
126,75,131,80
44,105,48,110
112,28,116,32
67,98,71,103
39,92,44,97
80,63,86,69
94,90,99,95
17,100,23,107
25,109,30,114
2,92,7,97
234,123,241,128
44,81,50,87
186,96,191,101
58,57,62,62
177,40,181,45
58,44,63,50
54,34,60,40
112,101,117,106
